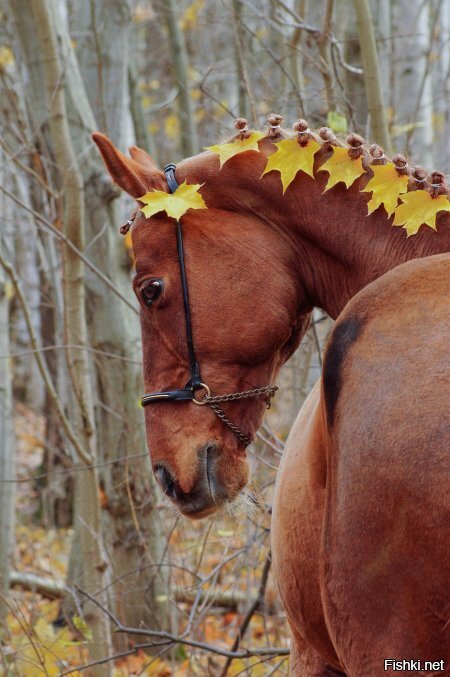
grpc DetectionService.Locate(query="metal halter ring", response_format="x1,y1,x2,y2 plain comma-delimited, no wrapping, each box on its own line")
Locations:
192,383,211,405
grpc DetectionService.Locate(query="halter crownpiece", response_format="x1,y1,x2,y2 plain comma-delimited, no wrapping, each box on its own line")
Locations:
139,163,278,447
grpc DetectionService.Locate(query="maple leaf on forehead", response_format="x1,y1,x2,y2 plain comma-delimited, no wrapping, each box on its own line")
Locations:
261,138,321,193
392,190,450,237
362,163,409,217
205,131,265,167
318,146,365,191
139,181,207,221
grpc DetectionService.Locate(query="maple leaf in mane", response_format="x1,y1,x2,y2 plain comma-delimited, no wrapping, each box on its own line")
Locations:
392,190,450,237
261,138,321,193
362,163,409,217
206,132,265,167
318,146,365,191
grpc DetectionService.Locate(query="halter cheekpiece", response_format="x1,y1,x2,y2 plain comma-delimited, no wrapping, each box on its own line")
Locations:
139,164,278,447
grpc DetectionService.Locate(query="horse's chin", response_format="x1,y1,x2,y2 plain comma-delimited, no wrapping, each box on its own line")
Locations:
178,500,223,520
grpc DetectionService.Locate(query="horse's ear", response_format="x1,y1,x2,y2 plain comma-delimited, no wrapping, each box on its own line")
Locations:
128,145,159,170
92,132,166,199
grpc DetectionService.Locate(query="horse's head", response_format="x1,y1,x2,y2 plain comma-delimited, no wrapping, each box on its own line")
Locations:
93,132,312,518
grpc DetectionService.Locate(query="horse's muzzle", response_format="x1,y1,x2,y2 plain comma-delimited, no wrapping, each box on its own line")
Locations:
153,442,225,518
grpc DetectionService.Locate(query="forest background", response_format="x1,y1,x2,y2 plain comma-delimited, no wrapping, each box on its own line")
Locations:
0,0,449,675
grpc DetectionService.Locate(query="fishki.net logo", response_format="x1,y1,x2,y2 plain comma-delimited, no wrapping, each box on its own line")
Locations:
384,659,445,672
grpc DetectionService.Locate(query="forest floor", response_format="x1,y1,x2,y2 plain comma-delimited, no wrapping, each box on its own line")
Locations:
3,405,290,676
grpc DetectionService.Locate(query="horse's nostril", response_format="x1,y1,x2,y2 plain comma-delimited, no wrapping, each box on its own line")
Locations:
204,442,218,457
154,464,177,498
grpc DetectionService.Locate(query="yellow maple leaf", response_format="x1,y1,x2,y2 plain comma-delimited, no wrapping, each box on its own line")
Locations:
140,181,207,220
261,138,320,193
392,190,450,237
206,131,265,167
318,146,366,191
362,163,409,216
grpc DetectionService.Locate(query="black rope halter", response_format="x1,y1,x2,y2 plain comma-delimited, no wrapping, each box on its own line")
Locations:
140,164,278,447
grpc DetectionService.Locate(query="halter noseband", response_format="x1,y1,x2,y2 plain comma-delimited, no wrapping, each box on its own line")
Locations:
140,164,278,447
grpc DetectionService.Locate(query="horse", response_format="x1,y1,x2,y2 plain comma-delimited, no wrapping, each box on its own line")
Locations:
93,120,449,674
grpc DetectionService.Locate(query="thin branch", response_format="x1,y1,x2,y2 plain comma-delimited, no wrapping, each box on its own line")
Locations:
73,587,289,662
220,550,273,675
273,0,363,75
238,20,305,112
0,138,57,198
0,343,140,364
0,453,148,484
199,66,237,119
0,183,138,314
60,640,172,676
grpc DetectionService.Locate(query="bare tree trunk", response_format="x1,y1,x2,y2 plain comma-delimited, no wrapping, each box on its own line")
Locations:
317,0,337,112
128,62,158,161
232,0,250,119
160,0,199,156
0,222,15,629
352,0,392,151
392,0,434,167
10,0,168,637
71,0,169,636
373,0,392,110
289,0,308,118
433,0,450,169
30,0,112,671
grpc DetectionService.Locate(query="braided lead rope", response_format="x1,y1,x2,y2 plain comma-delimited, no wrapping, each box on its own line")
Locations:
203,385,278,447
204,385,278,405
208,402,253,447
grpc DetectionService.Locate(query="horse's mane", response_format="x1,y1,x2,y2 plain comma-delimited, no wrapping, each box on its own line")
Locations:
224,114,448,199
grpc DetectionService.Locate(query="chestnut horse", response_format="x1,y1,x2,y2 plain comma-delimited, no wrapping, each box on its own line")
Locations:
93,127,449,675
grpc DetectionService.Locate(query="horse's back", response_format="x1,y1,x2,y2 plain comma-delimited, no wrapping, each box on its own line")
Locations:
322,254,449,672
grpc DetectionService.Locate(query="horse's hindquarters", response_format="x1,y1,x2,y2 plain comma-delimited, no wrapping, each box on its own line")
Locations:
320,257,450,673
272,381,342,673
273,256,450,675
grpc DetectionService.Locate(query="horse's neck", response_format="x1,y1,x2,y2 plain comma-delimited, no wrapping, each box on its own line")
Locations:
255,178,448,319
181,150,449,319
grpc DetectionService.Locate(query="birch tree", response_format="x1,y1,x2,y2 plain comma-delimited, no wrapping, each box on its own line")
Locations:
0,217,15,629
30,0,113,671
392,0,434,167
352,0,392,151
161,0,199,156
9,0,168,636
70,0,169,634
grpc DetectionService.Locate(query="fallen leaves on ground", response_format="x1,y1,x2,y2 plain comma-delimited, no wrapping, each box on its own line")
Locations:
5,404,289,676
7,616,85,677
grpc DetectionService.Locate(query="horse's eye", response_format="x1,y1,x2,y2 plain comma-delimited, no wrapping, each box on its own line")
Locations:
141,280,163,307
